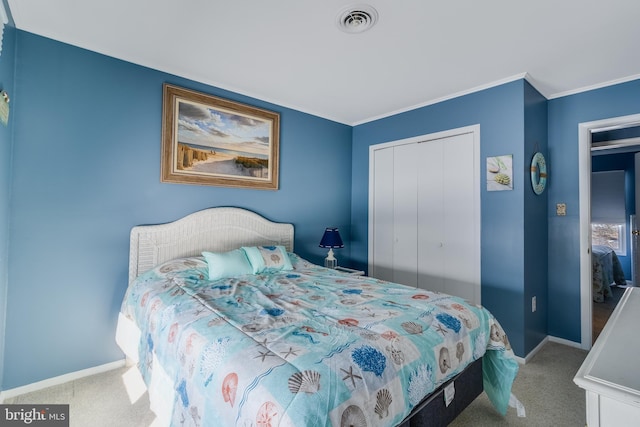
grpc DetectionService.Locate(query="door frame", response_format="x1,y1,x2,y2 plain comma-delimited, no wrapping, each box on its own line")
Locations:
368,124,481,303
578,113,640,350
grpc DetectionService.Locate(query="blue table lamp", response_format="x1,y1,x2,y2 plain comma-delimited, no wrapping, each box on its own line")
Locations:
319,227,344,268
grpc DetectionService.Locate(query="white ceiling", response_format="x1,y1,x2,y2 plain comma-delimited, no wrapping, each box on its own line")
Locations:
6,0,640,125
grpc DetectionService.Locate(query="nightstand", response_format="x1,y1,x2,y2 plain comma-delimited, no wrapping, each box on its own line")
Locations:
334,266,365,276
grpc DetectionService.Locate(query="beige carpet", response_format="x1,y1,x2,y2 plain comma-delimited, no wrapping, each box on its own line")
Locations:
4,341,587,426
451,341,587,426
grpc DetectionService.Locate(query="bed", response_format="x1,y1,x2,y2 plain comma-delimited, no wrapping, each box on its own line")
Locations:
592,245,627,303
116,207,519,426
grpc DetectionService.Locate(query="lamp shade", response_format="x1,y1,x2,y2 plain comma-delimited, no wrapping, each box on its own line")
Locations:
319,227,344,248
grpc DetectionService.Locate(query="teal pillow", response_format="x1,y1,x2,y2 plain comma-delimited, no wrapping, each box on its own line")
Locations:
242,246,293,274
202,249,253,280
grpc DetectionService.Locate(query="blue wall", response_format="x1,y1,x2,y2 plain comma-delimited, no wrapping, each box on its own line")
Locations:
351,80,544,356
0,22,16,391
547,79,640,342
1,31,352,389
523,81,549,354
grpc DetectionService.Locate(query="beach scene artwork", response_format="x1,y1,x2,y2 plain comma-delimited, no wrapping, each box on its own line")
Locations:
487,155,513,191
161,84,280,189
175,101,272,179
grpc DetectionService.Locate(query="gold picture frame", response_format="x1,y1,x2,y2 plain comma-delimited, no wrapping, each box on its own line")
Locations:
161,84,280,190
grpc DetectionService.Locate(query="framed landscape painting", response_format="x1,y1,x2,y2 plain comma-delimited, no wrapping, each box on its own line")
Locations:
161,84,280,190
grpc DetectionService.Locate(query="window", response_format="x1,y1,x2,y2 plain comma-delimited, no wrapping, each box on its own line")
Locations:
591,223,626,256
591,170,627,256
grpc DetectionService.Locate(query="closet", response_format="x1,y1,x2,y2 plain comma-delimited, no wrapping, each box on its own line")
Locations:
368,126,480,304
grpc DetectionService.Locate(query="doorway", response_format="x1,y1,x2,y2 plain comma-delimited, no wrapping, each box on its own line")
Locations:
578,113,640,350
590,170,629,342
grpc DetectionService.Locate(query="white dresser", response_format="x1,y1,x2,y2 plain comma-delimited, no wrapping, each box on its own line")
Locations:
574,287,640,427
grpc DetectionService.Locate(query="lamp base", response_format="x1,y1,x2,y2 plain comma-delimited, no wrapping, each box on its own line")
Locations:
324,257,337,269
324,248,338,268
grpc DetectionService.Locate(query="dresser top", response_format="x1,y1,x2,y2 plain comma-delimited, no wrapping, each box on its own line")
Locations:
574,287,640,405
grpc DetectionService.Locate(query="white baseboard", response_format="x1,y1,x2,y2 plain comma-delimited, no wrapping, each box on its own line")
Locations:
519,336,549,364
0,359,126,403
548,335,585,350
515,335,582,365
0,334,584,402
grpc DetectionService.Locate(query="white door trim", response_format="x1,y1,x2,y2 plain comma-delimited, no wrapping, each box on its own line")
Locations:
578,113,640,350
368,124,481,303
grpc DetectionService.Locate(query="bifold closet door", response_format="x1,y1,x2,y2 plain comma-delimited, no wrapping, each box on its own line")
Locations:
417,132,477,303
370,129,479,304
392,143,419,287
370,142,420,286
371,146,395,282
416,140,445,292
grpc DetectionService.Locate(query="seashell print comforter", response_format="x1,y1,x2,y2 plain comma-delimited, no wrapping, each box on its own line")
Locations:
592,245,626,303
119,253,519,426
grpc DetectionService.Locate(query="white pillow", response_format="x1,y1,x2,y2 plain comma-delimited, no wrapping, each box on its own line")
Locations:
242,246,293,274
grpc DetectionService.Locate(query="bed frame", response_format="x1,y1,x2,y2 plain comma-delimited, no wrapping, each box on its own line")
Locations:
128,207,294,284
125,206,482,427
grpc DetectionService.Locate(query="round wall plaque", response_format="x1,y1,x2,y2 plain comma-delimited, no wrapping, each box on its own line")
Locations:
530,152,547,195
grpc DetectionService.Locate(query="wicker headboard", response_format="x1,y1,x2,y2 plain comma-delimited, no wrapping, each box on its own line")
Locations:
128,207,294,284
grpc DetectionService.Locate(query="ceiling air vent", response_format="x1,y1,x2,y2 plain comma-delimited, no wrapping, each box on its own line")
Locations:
337,4,378,34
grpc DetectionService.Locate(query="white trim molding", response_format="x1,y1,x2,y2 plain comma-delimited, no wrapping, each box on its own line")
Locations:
578,113,640,351
515,336,582,365
0,335,583,401
355,74,528,126
0,1,8,56
0,359,125,403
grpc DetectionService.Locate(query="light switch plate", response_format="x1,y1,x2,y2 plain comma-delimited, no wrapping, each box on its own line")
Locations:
556,203,566,216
